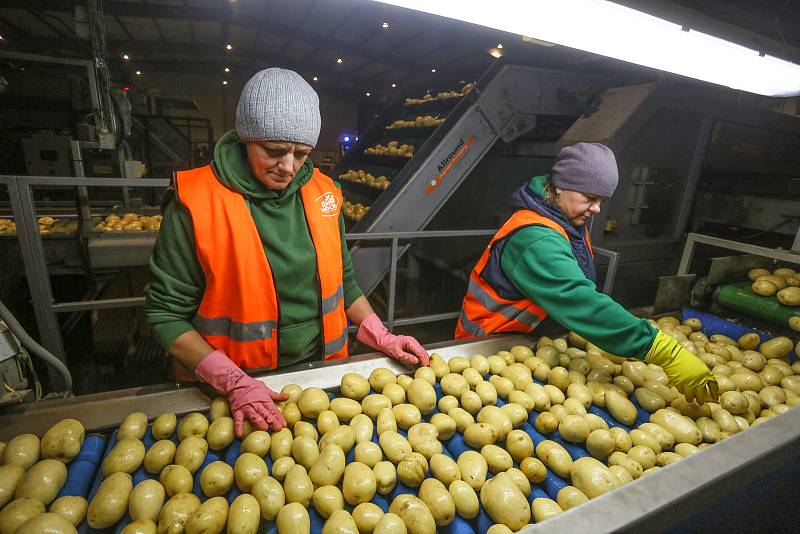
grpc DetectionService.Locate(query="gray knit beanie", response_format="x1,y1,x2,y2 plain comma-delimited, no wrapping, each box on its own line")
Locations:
551,142,619,197
235,68,321,147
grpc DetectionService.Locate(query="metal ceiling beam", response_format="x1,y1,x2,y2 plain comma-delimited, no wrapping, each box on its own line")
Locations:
15,0,424,75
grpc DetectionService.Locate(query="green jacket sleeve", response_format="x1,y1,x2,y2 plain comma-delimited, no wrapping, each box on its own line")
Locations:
145,200,205,351
500,225,657,359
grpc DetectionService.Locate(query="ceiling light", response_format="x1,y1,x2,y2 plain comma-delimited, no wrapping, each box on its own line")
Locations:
488,48,503,59
313,76,318,81
497,43,503,49
370,0,800,96
391,83,397,88
122,53,130,60
223,80,228,85
431,68,437,73
336,58,343,64
224,67,230,73
365,91,371,96
135,70,142,75
0,35,4,40
225,43,233,51
382,22,390,29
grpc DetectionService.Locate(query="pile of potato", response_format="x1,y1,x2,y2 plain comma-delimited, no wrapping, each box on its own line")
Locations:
1,317,798,533
748,267,800,331
364,141,415,158
0,219,16,235
339,170,391,191
343,200,370,222
404,83,474,106
93,213,162,234
386,116,444,129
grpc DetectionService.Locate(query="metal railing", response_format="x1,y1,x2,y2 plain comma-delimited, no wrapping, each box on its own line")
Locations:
677,232,800,275
0,174,620,388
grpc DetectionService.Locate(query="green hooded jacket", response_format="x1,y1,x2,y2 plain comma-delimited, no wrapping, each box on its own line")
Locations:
500,175,657,358
145,130,363,367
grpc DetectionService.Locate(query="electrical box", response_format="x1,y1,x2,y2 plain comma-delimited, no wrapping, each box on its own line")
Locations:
21,135,73,177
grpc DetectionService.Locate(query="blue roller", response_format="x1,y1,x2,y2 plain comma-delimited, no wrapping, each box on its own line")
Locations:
131,467,150,486
226,483,242,504
345,447,356,464
474,506,494,533
541,471,569,499
86,431,118,503
193,451,222,499
530,485,550,500
142,426,155,449
443,516,476,534
371,492,390,512
309,506,325,533
588,406,631,431
495,398,506,407
438,443,456,460
112,515,132,534
386,480,414,502
445,433,472,458
58,434,106,498
527,409,542,428
434,383,444,399
224,441,242,466
682,308,772,343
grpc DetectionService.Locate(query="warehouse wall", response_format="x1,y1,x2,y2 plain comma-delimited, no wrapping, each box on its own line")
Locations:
135,71,359,153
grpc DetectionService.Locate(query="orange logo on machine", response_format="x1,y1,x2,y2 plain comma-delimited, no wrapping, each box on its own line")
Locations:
426,135,475,194
316,191,340,217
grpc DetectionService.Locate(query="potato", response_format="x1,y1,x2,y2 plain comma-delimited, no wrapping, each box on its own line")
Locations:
406,379,436,415
447,408,474,433
719,390,748,414
489,376,515,399
369,368,397,393
41,419,85,463
428,414,456,442
748,268,771,281
585,427,616,460
152,413,177,440
239,430,270,456
319,425,356,454
558,415,590,443
298,387,330,419
330,398,363,422
15,512,77,534
269,428,293,461
121,519,158,534
119,412,148,440
634,388,667,413
186,496,228,534
777,287,800,306
235,452,268,492
608,427,631,453
141,440,174,475
457,451,487,491
378,431,413,464
87,472,133,528
209,396,231,421
158,492,201,534
480,472,531,530
0,498,45,534
608,464,633,486
534,412,559,434
342,462,377,505
277,502,310,534
372,512,406,534
477,406,513,440
759,336,793,359
129,479,165,522
628,445,657,469
352,502,383,534
368,461,395,497
500,403,528,428
535,440,573,479
389,404,419,431
49,495,87,526
178,413,209,441
321,510,358,534
429,354,450,378
101,438,144,476
711,406,740,434
281,384,303,405
556,486,589,511
309,445,346,487
381,383,406,406
397,452,428,488
520,457,547,484
226,493,260,534
505,430,534,463
439,373,469,398
604,390,637,425
407,423,441,460
389,494,436,534
675,443,700,457
284,464,314,507
416,478,455,527
281,403,302,425
752,279,778,296
291,436,320,470
650,409,702,445
341,373,371,400
481,444,513,473
200,461,234,498
583,413,609,433
608,451,643,479
312,485,344,519
638,423,675,450
205,416,234,451
160,464,193,496
362,394,393,419
2,434,40,469
175,436,208,474
629,429,662,454
250,475,284,521
0,464,25,509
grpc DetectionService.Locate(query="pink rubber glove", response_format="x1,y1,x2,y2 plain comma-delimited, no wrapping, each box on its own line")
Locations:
357,313,430,366
195,350,289,436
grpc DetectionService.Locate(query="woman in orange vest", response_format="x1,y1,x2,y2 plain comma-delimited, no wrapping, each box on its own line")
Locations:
146,69,428,436
456,143,718,404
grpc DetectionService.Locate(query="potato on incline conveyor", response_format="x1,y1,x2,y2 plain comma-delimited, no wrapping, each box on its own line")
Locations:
186,496,228,534
49,495,88,526
87,472,133,529
0,497,46,534
480,472,531,530
15,512,78,534
14,459,68,505
277,502,310,534
40,418,85,463
389,494,436,534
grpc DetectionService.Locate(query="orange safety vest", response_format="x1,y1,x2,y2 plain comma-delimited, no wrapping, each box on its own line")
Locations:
174,164,349,380
455,210,593,339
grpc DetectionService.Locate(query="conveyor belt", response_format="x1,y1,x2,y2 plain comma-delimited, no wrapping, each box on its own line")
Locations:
2,333,799,533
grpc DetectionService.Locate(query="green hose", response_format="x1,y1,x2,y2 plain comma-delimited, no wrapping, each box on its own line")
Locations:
717,281,800,330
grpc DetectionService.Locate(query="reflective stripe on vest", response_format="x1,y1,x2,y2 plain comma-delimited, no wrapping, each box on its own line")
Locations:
175,164,348,379
455,209,592,339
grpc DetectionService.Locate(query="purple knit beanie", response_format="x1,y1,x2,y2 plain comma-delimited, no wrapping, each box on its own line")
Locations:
552,143,619,197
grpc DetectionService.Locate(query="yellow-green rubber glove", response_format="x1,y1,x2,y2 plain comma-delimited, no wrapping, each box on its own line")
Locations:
645,330,719,404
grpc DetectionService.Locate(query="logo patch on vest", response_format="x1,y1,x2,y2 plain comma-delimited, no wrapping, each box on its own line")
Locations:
316,192,340,217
